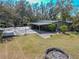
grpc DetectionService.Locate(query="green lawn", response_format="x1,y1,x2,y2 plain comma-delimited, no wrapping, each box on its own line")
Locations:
0,33,79,59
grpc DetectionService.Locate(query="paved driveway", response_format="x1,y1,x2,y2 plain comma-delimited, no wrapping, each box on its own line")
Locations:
35,30,54,39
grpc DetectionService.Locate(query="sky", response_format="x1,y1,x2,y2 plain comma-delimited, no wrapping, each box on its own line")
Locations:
28,0,49,4
0,0,79,7
28,0,79,6
26,0,79,6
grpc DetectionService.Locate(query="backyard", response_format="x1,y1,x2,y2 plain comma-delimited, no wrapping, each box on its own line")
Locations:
0,0,79,59
0,32,79,59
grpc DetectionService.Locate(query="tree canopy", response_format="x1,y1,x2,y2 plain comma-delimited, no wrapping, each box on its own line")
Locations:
0,0,79,32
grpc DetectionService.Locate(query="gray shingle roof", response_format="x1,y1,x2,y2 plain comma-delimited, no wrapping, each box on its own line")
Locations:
31,20,58,26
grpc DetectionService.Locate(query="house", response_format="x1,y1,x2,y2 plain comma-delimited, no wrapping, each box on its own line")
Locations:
31,20,72,32
31,20,58,31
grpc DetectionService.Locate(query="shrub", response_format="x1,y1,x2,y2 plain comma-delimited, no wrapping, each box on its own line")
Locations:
60,25,68,34
75,26,79,32
48,24,56,32
50,35,53,37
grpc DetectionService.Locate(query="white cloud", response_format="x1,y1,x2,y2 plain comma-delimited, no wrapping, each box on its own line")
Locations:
27,0,39,4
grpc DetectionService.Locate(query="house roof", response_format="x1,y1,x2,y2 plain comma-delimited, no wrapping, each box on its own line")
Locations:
31,20,58,26
31,20,73,26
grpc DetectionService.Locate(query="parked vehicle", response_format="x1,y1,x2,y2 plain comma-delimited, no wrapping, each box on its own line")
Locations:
2,31,15,38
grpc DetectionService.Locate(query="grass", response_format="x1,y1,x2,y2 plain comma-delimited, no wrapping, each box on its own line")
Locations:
0,33,79,59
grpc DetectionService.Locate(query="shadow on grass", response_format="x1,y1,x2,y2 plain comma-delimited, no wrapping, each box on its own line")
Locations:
0,36,15,43
64,33,70,35
71,32,79,35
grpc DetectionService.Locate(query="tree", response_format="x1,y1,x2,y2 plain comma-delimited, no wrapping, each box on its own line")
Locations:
50,0,72,21
16,0,26,26
16,0,33,26
72,12,79,32
40,2,46,20
0,1,15,27
48,0,54,20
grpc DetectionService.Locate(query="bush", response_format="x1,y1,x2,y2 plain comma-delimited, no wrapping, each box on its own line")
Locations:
75,26,79,32
48,24,56,32
60,25,68,34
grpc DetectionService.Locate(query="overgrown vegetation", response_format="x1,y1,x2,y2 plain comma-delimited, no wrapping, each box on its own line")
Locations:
0,34,79,59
